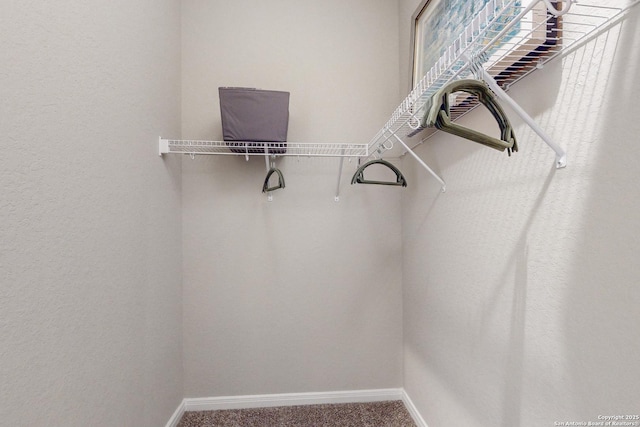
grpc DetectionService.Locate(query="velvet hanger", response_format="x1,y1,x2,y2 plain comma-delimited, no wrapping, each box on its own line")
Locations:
351,159,407,187
422,79,518,155
262,167,285,193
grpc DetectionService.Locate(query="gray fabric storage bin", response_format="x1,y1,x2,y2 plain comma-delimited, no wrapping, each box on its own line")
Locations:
219,87,289,154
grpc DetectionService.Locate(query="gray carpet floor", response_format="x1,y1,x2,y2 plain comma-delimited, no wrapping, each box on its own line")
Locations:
177,400,417,427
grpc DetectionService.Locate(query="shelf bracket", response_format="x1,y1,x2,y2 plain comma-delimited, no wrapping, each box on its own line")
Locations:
264,147,274,202
335,148,346,202
470,60,567,168
383,128,446,192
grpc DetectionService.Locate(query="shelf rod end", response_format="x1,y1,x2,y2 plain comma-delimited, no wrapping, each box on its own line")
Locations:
159,137,169,156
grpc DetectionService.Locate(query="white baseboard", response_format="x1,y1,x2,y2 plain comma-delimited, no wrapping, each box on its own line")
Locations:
402,390,429,427
165,398,185,427
166,388,427,427
183,388,404,412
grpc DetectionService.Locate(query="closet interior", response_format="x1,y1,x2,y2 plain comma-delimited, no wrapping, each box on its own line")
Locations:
160,0,637,195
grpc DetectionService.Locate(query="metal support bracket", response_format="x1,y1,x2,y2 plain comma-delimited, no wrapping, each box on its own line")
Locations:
467,56,567,169
383,129,446,192
335,148,346,202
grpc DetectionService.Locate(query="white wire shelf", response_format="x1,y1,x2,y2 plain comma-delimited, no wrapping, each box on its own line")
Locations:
158,0,638,197
368,0,640,158
159,138,368,158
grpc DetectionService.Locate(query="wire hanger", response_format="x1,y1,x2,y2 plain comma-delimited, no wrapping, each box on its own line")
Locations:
351,159,407,187
423,79,518,155
262,167,285,193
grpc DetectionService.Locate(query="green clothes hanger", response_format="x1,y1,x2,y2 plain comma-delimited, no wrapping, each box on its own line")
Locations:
351,159,407,187
422,79,518,155
262,167,285,193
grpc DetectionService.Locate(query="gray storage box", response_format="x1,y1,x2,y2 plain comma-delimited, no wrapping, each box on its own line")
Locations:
219,87,289,154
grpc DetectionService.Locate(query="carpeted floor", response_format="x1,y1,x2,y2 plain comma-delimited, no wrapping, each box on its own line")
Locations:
177,400,417,427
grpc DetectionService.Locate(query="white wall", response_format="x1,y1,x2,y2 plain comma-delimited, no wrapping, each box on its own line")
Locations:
399,1,640,426
6,2,636,425
0,2,183,426
181,0,404,397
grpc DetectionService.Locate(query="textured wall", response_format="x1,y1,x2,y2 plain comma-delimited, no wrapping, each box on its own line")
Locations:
399,1,640,426
181,0,404,397
0,2,183,426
